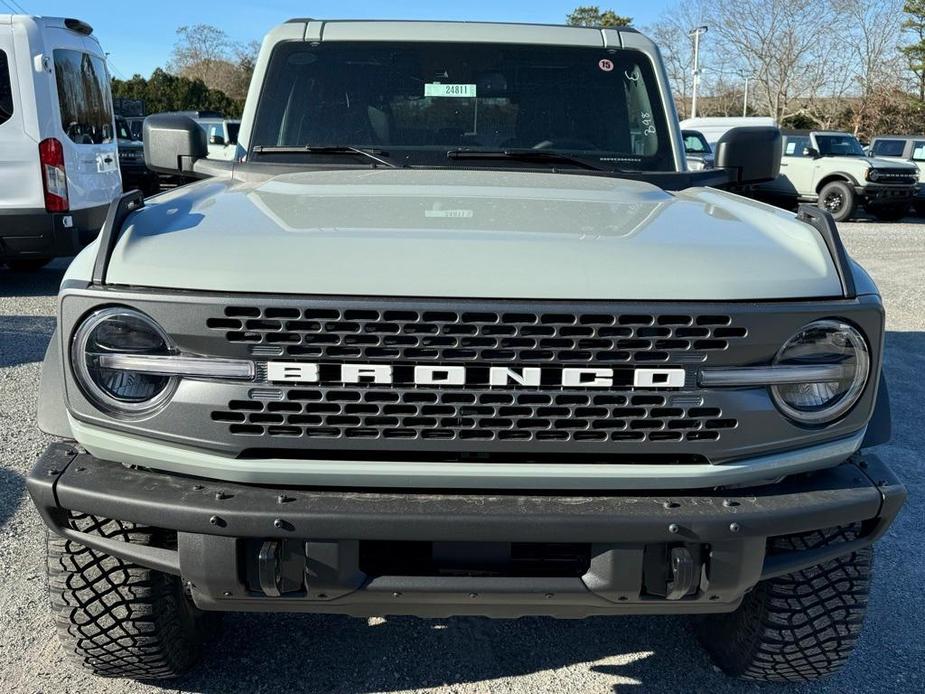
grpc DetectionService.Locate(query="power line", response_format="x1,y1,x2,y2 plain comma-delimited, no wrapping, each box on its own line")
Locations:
1,0,29,15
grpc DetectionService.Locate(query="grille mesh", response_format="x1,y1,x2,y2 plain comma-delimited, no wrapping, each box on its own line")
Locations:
207,308,747,364
212,388,737,443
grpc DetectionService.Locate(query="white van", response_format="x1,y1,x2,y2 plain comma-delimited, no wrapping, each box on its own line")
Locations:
0,15,121,271
679,117,778,149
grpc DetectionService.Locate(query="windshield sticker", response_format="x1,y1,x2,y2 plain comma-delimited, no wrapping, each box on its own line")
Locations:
599,59,614,72
424,83,478,98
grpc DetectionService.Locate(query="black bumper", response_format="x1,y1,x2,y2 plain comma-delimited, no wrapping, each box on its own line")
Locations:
856,184,916,205
28,443,905,618
0,204,108,260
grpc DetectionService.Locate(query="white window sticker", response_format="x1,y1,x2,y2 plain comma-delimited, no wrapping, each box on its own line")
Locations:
425,83,477,98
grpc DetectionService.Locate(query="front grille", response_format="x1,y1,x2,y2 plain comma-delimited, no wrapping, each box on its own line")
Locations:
207,308,747,364
211,388,737,444
874,169,917,185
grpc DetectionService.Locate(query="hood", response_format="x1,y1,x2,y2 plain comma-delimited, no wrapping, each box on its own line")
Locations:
98,169,842,300
820,155,918,172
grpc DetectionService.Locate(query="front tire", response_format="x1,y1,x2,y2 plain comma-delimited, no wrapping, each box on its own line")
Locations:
47,514,218,679
817,181,856,222
698,526,872,682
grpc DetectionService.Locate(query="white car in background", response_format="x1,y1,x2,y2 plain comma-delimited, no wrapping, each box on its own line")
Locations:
199,118,241,161
0,14,121,271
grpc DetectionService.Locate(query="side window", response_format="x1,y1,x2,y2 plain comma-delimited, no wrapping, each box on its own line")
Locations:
912,142,925,161
872,139,906,157
0,49,13,126
783,137,809,157
53,49,114,144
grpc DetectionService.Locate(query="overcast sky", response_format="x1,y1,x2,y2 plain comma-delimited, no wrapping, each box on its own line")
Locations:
8,1,673,78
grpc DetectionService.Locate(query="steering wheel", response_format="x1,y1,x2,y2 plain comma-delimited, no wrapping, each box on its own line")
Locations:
532,138,597,150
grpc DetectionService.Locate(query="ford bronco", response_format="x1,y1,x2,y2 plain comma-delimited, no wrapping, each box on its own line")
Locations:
752,130,918,222
28,19,905,683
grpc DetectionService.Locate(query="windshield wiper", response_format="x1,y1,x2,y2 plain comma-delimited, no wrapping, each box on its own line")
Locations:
446,148,611,172
250,145,398,168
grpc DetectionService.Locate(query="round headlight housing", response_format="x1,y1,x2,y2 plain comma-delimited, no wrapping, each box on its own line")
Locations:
771,321,870,424
71,307,177,415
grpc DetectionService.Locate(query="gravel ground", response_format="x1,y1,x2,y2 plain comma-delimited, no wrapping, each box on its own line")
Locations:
1,221,923,694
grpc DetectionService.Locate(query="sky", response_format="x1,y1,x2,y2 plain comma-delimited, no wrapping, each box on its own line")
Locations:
5,1,673,78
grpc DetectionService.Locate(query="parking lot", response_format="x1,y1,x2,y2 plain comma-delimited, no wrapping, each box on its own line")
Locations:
0,219,922,694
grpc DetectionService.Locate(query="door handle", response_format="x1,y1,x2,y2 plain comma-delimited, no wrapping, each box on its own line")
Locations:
103,156,113,164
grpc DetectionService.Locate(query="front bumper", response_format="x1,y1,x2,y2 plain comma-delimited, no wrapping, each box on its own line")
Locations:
28,443,905,618
856,184,916,204
0,204,108,260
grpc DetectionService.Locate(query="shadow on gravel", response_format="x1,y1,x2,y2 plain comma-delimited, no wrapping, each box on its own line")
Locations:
0,467,25,530
0,260,68,298
0,315,56,367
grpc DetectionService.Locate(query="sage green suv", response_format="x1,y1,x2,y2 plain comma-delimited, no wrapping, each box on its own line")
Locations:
28,19,904,685
754,130,918,221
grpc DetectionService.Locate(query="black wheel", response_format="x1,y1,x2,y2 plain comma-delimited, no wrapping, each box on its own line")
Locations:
698,526,872,682
6,257,51,272
47,514,219,679
871,204,909,222
817,181,856,222
914,201,925,216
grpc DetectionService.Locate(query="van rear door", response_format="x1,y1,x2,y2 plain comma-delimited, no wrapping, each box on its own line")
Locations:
0,26,39,212
48,30,121,211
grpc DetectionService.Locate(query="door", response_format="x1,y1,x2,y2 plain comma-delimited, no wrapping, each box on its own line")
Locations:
48,37,121,211
762,135,812,196
0,37,43,211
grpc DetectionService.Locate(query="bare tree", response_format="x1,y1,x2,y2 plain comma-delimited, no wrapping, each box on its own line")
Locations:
168,25,256,103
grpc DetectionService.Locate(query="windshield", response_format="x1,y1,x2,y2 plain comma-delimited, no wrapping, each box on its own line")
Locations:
815,134,866,157
251,42,674,172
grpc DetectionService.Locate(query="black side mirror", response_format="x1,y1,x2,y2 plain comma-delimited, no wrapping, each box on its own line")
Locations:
806,147,820,159
143,115,208,175
715,127,782,185
209,134,225,146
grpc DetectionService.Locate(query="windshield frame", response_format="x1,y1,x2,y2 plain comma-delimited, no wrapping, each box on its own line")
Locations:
246,40,680,175
813,133,866,158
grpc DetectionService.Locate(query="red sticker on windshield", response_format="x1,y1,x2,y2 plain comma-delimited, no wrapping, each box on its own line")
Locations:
599,59,614,72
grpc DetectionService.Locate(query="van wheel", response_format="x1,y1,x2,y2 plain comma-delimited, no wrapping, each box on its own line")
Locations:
914,201,925,216
817,181,856,222
697,526,872,682
6,258,51,272
47,514,219,679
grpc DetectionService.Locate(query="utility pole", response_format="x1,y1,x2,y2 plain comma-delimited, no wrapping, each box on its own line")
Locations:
743,76,749,117
689,25,708,119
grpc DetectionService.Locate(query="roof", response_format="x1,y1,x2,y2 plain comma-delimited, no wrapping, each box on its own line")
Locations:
273,19,644,48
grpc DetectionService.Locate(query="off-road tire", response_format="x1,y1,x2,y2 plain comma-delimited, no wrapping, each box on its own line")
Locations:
913,201,925,217
5,257,51,272
817,181,856,222
47,514,218,679
870,204,909,222
698,526,872,682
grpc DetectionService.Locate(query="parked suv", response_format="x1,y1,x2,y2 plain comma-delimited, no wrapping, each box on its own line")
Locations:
115,117,159,196
0,15,121,271
753,130,918,221
681,129,714,170
868,135,925,215
29,19,904,684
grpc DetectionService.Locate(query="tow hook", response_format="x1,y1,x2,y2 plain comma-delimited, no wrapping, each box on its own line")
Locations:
666,547,697,600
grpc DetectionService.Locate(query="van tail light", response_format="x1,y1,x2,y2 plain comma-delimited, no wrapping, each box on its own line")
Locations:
39,138,69,213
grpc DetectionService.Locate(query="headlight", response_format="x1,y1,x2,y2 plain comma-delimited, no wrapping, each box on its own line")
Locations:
770,321,870,424
71,307,177,415
866,169,879,182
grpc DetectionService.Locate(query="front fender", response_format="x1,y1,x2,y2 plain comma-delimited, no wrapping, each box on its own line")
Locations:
37,328,73,439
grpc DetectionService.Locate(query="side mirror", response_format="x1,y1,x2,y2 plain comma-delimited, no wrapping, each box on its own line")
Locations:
806,147,820,159
143,114,208,175
715,127,782,185
209,134,226,146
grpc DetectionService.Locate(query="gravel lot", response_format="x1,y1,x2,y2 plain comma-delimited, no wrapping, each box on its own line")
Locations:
1,220,922,693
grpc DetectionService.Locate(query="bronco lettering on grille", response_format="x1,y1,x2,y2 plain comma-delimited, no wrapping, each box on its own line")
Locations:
265,362,686,389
